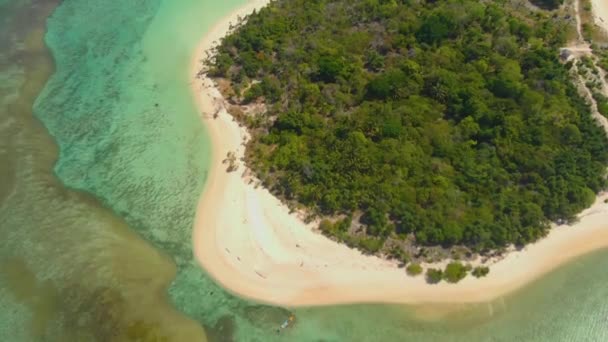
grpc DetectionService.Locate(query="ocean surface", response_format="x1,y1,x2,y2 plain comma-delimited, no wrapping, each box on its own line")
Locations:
0,0,607,341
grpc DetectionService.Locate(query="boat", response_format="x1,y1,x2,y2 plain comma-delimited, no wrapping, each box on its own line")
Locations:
277,314,295,332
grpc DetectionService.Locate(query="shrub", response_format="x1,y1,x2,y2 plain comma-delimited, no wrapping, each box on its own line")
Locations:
357,237,384,254
406,263,423,276
593,92,608,118
426,268,443,284
472,266,490,278
319,219,334,234
388,246,410,266
243,83,263,104
443,262,468,283
317,55,345,82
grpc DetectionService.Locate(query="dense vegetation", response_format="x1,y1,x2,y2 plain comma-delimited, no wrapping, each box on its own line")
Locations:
209,0,608,253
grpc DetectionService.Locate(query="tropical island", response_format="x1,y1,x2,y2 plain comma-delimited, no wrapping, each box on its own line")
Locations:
191,0,608,306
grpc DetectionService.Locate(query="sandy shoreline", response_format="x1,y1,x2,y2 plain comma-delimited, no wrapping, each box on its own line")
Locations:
591,0,608,34
191,0,608,306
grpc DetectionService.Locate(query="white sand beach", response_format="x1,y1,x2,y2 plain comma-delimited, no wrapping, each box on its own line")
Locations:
190,0,608,306
591,0,608,32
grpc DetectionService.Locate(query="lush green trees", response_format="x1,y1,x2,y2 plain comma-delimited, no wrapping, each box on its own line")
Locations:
210,0,608,254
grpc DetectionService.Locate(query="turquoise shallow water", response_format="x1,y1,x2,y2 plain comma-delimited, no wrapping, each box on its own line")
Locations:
1,0,207,340
1,0,608,341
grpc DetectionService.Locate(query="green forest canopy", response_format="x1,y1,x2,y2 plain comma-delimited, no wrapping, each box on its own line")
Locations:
208,0,608,252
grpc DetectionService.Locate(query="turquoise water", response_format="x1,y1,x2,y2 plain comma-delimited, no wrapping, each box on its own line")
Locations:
1,0,207,340
1,0,608,341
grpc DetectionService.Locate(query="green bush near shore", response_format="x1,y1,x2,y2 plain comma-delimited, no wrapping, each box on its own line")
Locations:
388,246,410,266
426,268,443,284
406,263,423,276
472,266,491,278
443,262,468,283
